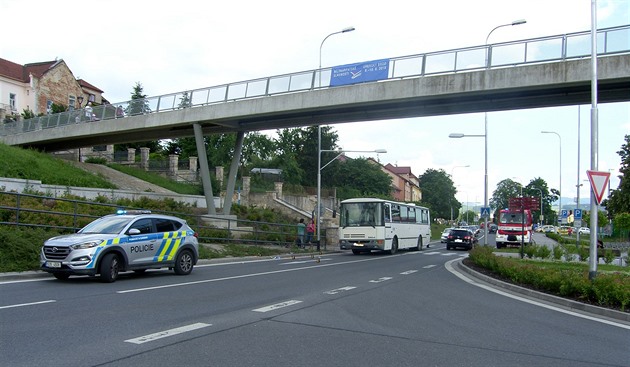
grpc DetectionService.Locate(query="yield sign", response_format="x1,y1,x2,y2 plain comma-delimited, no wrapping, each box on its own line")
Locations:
586,170,611,205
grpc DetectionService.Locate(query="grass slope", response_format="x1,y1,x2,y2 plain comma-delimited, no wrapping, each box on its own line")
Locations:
0,143,116,189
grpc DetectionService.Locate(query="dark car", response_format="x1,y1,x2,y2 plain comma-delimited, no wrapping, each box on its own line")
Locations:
488,223,498,233
446,228,477,250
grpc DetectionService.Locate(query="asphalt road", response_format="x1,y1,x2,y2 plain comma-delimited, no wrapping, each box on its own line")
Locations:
1,240,628,367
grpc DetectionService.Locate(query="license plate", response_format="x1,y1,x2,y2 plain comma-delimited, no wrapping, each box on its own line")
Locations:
47,261,61,268
353,243,364,247
455,239,462,243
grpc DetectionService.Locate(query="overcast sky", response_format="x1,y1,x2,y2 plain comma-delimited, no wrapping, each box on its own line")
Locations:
2,0,628,209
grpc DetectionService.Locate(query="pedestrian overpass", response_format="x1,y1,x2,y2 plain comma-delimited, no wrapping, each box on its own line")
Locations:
2,25,629,214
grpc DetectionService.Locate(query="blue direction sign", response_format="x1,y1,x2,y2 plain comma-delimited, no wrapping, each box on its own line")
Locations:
574,209,582,219
480,207,491,218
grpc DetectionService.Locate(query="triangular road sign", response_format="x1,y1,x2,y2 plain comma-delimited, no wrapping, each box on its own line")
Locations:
586,170,611,205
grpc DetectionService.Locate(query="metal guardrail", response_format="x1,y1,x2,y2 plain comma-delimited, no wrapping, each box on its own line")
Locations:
2,25,628,137
0,191,304,247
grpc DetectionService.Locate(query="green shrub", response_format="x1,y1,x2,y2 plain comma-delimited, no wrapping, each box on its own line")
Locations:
603,250,616,265
535,245,551,260
524,244,536,259
468,247,630,311
85,157,108,164
552,245,564,261
578,246,590,262
0,226,62,272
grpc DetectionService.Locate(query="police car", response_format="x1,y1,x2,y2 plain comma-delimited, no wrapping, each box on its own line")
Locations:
40,210,199,282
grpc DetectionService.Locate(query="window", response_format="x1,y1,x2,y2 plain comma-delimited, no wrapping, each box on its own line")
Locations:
391,205,401,222
154,218,180,233
46,100,53,114
9,93,16,111
69,96,76,110
130,218,153,234
88,94,95,103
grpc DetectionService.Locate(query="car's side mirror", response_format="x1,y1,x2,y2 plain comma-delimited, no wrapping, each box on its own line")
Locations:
128,228,141,235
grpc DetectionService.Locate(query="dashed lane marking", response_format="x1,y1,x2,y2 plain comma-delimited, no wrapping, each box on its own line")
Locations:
324,286,357,295
0,300,56,310
252,300,303,313
369,277,393,283
125,323,211,344
422,265,437,269
400,270,418,275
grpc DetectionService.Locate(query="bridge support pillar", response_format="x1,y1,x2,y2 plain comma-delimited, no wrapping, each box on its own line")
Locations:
193,122,216,214
222,131,245,215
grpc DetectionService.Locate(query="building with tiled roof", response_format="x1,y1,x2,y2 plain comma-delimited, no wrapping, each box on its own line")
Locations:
0,57,107,121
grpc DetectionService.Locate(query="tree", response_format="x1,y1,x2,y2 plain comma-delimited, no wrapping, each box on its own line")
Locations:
490,178,521,212
418,168,458,220
491,178,559,224
603,135,629,217
524,178,554,225
126,82,151,116
330,157,392,200
116,82,162,153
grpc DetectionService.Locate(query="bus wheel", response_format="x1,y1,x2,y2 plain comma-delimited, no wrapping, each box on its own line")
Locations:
414,237,423,251
389,239,398,255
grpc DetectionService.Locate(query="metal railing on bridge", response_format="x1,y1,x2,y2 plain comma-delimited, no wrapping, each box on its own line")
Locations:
2,25,628,137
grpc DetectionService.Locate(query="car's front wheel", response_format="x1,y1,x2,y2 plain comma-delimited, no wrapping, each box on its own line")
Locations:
174,249,194,275
99,253,120,283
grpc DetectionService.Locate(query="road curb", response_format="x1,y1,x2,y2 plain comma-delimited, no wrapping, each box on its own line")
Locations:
455,258,630,323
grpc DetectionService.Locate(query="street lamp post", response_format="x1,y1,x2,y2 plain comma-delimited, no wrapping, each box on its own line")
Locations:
485,19,527,68
542,131,562,223
316,27,355,251
449,120,488,245
450,165,470,223
317,148,386,251
532,187,544,226
319,27,355,89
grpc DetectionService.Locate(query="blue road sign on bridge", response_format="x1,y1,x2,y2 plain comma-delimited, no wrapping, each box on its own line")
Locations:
330,59,390,87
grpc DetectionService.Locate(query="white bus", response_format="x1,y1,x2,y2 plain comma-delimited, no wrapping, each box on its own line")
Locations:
338,198,431,255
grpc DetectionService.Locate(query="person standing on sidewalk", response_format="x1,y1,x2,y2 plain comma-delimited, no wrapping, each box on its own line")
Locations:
296,219,306,248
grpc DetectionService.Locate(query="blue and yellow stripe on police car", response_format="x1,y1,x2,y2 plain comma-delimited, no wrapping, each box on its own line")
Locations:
153,231,186,262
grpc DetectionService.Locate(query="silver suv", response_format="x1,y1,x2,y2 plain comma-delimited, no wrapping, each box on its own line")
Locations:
40,210,199,282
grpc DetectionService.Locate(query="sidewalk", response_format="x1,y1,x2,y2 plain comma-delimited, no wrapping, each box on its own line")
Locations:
69,161,177,194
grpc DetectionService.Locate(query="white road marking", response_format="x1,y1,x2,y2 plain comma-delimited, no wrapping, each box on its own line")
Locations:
369,277,393,283
400,270,418,275
445,258,630,330
422,265,437,269
423,252,442,255
125,323,211,344
0,300,56,310
252,300,302,312
324,286,357,295
117,255,390,294
281,258,332,265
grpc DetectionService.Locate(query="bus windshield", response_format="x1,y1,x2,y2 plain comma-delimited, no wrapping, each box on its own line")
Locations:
499,212,525,224
340,202,384,227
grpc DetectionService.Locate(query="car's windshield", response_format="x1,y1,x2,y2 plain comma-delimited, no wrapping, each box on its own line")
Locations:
79,216,131,234
499,212,524,224
340,202,383,227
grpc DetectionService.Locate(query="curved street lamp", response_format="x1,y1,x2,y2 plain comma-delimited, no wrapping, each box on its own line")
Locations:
449,127,488,245
317,148,386,250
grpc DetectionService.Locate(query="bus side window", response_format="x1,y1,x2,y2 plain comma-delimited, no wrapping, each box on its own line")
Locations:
384,204,391,223
391,205,401,222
